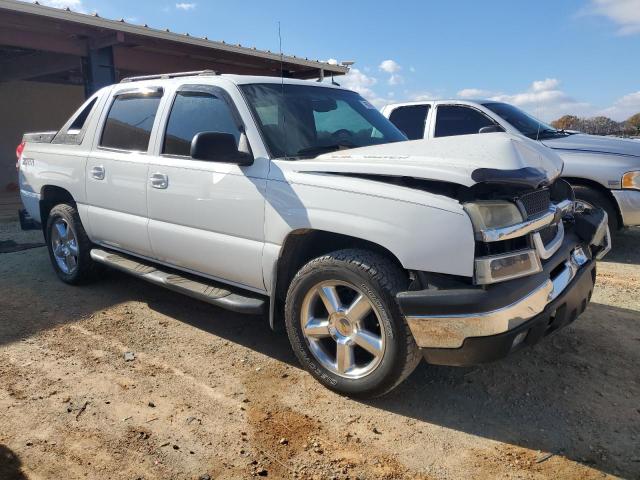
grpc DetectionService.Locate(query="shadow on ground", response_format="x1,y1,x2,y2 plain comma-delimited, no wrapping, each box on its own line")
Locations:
0,445,27,480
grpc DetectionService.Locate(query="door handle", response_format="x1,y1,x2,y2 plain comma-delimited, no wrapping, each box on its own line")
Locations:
150,172,169,189
90,165,105,180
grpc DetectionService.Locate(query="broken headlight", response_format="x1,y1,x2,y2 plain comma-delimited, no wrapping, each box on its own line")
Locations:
464,201,524,232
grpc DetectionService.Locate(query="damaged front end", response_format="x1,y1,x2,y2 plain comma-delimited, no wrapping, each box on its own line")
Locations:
397,175,611,366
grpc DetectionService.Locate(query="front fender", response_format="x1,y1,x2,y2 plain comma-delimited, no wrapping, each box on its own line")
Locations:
264,177,475,278
560,150,640,190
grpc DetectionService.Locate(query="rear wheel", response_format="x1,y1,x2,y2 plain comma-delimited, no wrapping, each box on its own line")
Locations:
46,203,100,284
285,249,421,398
572,185,620,231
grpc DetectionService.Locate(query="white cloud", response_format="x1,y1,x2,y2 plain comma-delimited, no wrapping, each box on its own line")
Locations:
176,2,196,10
588,0,640,35
325,58,338,65
457,88,499,99
37,0,86,12
457,79,640,121
336,68,395,108
378,60,403,86
339,68,377,97
459,78,592,121
410,92,438,102
379,59,401,73
388,74,403,86
531,78,560,92
600,91,640,120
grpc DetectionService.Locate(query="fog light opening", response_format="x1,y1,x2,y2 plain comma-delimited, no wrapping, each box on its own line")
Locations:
512,330,529,349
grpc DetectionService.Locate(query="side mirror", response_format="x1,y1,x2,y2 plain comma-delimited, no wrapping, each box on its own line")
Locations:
478,125,504,134
190,131,253,165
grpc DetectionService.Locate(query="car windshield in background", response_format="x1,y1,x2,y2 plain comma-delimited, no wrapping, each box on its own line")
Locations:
240,83,407,159
483,102,569,140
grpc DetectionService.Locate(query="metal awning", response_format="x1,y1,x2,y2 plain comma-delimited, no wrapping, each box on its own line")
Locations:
0,0,348,80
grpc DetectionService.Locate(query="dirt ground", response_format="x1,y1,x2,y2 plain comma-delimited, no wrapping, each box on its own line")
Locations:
0,222,638,480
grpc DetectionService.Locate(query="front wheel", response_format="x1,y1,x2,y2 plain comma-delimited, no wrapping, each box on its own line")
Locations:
572,185,620,231
284,249,421,398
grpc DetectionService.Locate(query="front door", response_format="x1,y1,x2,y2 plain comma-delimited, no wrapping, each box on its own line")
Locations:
146,84,268,292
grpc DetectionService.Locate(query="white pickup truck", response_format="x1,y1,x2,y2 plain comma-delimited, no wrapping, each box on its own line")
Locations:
18,71,610,397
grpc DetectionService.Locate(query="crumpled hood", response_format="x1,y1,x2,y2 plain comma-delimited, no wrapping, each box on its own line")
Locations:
286,132,563,188
542,133,640,157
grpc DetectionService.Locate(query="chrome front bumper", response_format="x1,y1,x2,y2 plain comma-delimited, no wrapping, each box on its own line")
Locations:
403,212,611,350
406,246,590,348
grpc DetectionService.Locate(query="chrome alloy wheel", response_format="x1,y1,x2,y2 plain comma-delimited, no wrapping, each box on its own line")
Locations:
50,218,79,274
574,199,595,212
300,281,386,379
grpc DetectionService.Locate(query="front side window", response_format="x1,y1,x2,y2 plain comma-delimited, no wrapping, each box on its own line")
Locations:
240,83,406,159
163,90,241,156
434,105,494,138
389,105,430,140
100,92,162,151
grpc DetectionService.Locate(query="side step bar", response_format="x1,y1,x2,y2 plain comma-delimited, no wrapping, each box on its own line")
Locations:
90,249,266,315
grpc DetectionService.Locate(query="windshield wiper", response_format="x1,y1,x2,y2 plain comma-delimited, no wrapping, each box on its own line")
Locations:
294,143,355,158
532,128,568,139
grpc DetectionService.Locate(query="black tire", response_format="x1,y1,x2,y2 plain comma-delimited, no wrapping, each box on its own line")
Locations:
284,249,421,398
572,185,620,231
45,203,100,285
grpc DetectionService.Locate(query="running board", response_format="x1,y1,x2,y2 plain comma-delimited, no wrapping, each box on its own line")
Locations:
90,249,265,315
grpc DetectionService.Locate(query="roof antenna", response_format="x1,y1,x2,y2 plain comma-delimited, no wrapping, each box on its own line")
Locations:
278,21,288,158
536,102,542,141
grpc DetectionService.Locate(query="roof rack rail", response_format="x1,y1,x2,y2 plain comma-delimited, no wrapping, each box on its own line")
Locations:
120,70,219,83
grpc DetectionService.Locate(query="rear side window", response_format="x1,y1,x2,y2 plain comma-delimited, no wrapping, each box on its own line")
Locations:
388,105,429,140
100,92,162,151
163,91,241,157
68,98,97,133
434,105,494,138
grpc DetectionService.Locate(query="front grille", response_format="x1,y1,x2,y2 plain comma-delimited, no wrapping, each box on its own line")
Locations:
538,224,558,245
518,189,551,218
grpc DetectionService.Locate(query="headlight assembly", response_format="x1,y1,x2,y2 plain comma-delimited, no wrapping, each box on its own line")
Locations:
622,171,640,190
464,201,524,231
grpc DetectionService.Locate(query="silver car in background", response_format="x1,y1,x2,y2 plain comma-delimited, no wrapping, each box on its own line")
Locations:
382,100,640,230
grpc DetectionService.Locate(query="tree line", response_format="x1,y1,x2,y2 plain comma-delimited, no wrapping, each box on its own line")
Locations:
551,113,640,137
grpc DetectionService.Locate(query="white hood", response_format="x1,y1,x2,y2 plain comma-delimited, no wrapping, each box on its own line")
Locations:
288,133,563,188
542,133,640,157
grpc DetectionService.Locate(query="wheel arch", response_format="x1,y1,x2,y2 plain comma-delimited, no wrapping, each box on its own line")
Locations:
269,229,407,331
39,185,76,236
563,176,623,228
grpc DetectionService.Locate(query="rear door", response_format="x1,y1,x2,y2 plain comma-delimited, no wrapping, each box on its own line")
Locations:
85,86,163,256
146,83,268,292
387,104,430,140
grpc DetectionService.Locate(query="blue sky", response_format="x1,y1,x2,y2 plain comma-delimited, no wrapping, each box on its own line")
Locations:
39,0,640,121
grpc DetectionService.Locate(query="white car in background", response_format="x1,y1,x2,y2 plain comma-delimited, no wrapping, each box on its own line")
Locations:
382,100,640,230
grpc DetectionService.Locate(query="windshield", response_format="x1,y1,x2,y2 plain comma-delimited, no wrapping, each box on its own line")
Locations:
483,102,567,140
240,83,407,159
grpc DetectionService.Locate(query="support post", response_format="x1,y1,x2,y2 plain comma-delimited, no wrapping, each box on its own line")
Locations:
84,46,116,97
